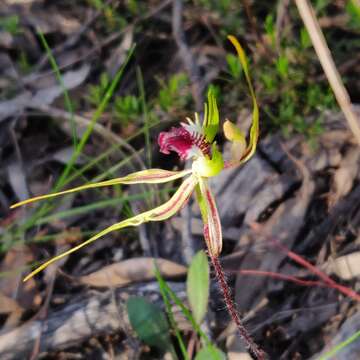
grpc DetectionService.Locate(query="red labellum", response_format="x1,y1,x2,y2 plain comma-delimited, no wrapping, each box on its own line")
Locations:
158,125,210,160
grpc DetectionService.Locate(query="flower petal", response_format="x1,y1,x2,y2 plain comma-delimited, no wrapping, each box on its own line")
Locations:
203,89,219,143
196,177,222,257
158,126,194,160
23,175,198,282
227,35,259,166
11,169,192,209
223,120,247,162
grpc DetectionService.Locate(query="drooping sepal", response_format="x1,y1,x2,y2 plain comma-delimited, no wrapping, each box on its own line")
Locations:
11,169,192,209
195,177,222,257
23,175,198,282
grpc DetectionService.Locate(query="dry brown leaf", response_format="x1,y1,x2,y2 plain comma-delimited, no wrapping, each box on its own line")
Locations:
0,246,41,329
228,353,252,360
78,257,187,288
0,292,23,314
0,292,24,329
325,252,360,280
0,246,40,309
331,147,360,205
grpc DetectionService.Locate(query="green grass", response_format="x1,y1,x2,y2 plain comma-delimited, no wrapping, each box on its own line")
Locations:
318,329,360,360
153,261,225,360
38,30,77,148
1,42,137,253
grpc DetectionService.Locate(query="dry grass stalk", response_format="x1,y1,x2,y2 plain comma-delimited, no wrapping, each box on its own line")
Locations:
295,0,360,146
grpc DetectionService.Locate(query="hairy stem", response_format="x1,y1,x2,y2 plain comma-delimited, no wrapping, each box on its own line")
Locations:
210,255,265,360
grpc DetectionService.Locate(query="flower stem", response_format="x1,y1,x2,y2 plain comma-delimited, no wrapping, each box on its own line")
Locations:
210,255,266,360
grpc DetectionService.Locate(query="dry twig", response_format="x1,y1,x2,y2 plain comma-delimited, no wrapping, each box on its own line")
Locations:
295,0,360,145
0,282,187,360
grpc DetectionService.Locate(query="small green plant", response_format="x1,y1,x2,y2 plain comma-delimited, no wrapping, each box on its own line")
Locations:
226,53,243,79
195,0,244,36
87,72,110,107
157,73,190,111
264,13,276,48
252,17,337,142
300,27,312,49
87,0,127,30
346,0,360,30
17,51,32,74
113,95,142,125
0,15,21,35
219,2,341,143
127,0,139,14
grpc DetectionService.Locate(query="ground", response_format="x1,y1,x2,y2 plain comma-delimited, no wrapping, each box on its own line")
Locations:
0,0,359,359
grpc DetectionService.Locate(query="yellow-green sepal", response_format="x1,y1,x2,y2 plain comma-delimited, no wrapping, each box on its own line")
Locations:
23,175,198,282
11,169,192,209
203,89,219,143
227,35,259,165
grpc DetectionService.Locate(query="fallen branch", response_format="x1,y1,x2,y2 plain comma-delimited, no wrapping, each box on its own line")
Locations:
0,281,186,360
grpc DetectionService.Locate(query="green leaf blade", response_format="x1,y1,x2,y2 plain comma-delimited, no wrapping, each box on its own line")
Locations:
126,296,171,352
195,345,226,360
187,250,210,324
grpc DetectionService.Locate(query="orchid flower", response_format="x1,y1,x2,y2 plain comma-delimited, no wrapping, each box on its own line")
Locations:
11,36,259,283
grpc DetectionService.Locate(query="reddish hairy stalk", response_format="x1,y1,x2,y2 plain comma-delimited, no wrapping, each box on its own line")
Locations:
210,255,266,360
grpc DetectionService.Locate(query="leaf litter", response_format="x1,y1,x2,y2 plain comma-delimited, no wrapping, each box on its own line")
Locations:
0,1,359,359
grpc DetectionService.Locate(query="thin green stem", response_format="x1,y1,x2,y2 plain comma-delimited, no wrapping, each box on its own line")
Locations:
136,67,151,168
15,45,136,234
154,264,190,360
318,329,360,360
37,30,77,148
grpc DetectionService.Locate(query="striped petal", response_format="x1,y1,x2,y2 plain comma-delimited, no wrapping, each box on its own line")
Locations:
11,169,192,209
196,177,222,257
226,36,259,166
23,175,198,282
203,89,219,143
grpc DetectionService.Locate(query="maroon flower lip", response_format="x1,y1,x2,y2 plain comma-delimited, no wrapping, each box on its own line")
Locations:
158,125,210,160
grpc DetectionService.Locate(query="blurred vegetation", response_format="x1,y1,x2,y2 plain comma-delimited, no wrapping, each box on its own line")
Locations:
82,0,358,145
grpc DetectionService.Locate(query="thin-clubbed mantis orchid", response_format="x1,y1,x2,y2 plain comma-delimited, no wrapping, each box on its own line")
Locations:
11,36,264,358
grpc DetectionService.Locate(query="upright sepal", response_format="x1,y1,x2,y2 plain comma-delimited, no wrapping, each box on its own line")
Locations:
227,35,259,166
203,89,219,143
